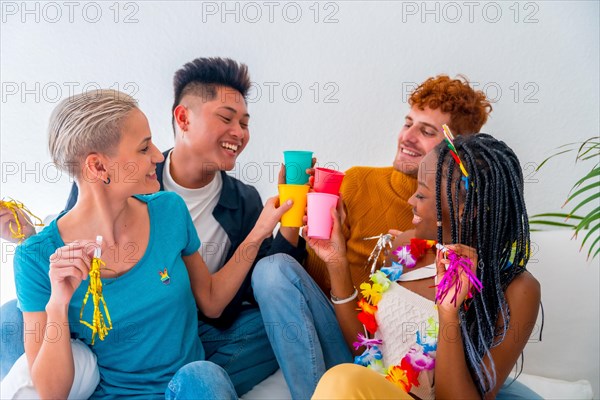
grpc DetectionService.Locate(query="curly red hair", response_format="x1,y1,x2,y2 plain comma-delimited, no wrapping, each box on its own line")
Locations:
409,75,492,135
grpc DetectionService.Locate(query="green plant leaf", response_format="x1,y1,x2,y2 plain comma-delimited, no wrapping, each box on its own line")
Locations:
576,137,600,159
528,220,578,229
568,192,600,216
580,222,600,252
533,136,600,260
582,232,599,260
530,212,584,220
565,181,600,204
529,213,585,230
578,146,600,160
589,233,600,250
575,208,600,233
570,167,600,191
591,241,600,259
536,149,575,171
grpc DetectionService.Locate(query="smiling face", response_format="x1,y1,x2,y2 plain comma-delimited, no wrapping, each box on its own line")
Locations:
177,86,249,171
393,106,451,176
103,108,164,196
408,150,456,242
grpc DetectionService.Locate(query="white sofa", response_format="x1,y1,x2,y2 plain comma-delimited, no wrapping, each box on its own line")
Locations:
518,231,598,398
242,231,598,400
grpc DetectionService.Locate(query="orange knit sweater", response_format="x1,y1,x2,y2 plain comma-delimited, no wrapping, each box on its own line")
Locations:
305,166,417,294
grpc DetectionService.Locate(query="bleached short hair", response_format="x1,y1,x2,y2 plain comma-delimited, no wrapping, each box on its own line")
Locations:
48,89,138,177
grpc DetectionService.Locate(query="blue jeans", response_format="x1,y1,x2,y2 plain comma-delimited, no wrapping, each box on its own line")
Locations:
198,306,278,396
1,299,23,380
165,361,237,400
251,253,353,400
0,300,277,397
497,376,543,399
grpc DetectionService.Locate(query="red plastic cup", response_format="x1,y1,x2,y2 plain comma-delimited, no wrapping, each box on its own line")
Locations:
313,167,345,195
307,193,339,239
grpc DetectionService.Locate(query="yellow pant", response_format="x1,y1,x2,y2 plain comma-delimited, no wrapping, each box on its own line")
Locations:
312,363,413,400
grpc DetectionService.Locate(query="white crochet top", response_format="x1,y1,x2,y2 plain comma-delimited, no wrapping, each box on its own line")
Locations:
375,281,439,400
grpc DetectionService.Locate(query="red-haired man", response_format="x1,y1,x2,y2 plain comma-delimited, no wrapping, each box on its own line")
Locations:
305,75,493,293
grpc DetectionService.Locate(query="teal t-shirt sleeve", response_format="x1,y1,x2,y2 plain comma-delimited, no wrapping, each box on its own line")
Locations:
14,241,52,312
172,193,201,256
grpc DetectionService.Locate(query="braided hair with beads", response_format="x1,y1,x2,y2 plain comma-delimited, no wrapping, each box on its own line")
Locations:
434,133,530,396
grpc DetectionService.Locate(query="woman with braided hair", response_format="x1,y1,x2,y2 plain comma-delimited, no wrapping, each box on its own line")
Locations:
307,133,541,399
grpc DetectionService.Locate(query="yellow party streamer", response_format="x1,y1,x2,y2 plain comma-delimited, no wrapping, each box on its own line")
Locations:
0,199,44,242
80,236,112,345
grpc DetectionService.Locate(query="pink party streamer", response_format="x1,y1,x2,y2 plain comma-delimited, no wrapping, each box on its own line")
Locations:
435,248,482,306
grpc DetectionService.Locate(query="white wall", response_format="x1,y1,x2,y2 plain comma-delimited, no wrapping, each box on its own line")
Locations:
1,0,598,391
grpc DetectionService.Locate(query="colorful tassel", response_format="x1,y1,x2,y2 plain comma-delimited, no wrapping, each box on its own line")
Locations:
79,236,112,345
435,244,482,307
0,199,43,242
363,233,395,274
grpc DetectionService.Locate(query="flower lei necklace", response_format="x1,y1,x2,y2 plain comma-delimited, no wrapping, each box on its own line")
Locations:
354,238,482,393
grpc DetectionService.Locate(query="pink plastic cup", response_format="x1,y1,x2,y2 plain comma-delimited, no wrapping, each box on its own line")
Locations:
313,167,345,195
307,193,339,239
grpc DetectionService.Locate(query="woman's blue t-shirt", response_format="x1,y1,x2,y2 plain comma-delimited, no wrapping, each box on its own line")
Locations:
14,191,204,399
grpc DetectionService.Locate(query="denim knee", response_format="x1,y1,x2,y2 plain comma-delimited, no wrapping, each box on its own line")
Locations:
1,299,24,379
1,299,23,343
252,253,300,291
166,361,236,400
497,376,543,400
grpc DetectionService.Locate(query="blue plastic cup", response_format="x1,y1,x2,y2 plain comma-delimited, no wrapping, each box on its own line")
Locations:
284,150,313,184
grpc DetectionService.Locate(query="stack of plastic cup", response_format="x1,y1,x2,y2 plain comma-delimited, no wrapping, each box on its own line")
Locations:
307,167,345,239
279,151,313,227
